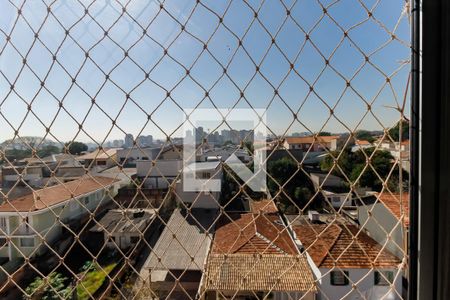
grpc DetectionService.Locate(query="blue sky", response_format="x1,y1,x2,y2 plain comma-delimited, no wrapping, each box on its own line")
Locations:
0,0,411,143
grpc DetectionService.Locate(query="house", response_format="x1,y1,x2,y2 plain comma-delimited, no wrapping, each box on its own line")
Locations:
357,192,409,260
291,223,402,300
136,159,183,189
117,145,183,167
249,198,279,214
200,213,316,299
198,146,251,163
175,161,222,209
0,176,120,261
144,208,217,299
283,136,339,152
351,140,373,152
89,208,158,250
77,148,121,170
310,173,353,209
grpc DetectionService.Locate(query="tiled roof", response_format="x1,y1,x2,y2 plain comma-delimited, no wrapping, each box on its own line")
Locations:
293,224,401,268
145,208,217,271
355,140,372,146
212,213,298,255
77,148,120,160
203,254,316,292
249,199,278,214
0,176,119,212
377,192,410,227
285,136,339,144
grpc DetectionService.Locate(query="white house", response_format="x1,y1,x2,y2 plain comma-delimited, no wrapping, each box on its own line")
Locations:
357,192,409,260
291,223,403,300
0,176,120,261
175,161,222,209
136,159,183,189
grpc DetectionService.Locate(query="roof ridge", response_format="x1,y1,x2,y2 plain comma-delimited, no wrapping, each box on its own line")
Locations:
317,224,342,266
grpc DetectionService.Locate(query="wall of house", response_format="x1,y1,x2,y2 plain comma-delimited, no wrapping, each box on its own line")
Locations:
358,204,406,259
317,268,402,300
137,160,183,189
0,184,118,260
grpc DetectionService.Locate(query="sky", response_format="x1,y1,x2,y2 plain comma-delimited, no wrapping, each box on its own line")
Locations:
0,0,411,144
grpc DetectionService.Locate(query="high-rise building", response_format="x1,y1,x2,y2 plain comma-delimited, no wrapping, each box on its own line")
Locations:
124,133,134,148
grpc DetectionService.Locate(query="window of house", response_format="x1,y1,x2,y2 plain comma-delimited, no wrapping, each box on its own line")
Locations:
374,271,394,286
0,217,7,232
20,238,35,247
97,160,106,165
330,270,349,286
130,236,140,244
0,238,7,247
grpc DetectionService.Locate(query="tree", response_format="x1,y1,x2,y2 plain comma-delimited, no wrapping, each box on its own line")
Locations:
267,157,320,212
318,131,332,136
389,119,409,141
37,145,60,158
320,147,401,191
24,272,71,300
355,130,375,143
64,141,88,155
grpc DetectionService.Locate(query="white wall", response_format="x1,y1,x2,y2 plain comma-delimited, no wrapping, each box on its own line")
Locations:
317,268,402,300
137,160,182,177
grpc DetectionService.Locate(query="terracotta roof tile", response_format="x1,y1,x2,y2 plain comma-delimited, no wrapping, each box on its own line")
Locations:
378,192,410,227
249,199,278,214
204,254,316,292
0,176,119,212
293,224,401,268
285,136,339,144
212,213,298,255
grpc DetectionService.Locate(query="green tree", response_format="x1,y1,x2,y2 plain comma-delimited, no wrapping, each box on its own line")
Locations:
24,272,71,300
64,141,88,155
267,157,319,212
37,145,60,158
321,147,399,191
389,119,409,141
355,130,375,143
318,131,332,136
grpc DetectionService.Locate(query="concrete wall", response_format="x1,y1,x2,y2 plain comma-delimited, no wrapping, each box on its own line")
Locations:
317,268,401,300
358,204,406,260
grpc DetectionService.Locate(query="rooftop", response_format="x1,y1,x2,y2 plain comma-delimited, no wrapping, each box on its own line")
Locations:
285,135,339,144
183,161,221,172
145,208,217,271
292,224,401,268
212,213,297,255
0,176,119,212
90,209,157,234
203,254,316,292
249,199,278,214
77,148,121,160
377,192,410,227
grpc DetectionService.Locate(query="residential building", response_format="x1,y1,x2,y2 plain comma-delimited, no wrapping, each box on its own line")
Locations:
351,140,373,152
136,159,183,189
77,148,121,170
175,161,222,209
310,173,353,209
0,176,120,261
283,136,339,152
124,134,134,148
89,208,158,250
144,208,217,299
291,223,402,300
357,192,409,260
200,212,316,299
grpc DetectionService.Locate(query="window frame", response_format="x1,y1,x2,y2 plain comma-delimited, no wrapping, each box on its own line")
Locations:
330,270,349,286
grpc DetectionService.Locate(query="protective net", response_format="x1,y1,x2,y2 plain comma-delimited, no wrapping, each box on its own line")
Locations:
0,0,411,299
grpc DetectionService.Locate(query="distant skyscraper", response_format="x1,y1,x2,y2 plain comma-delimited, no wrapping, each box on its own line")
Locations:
124,133,134,148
